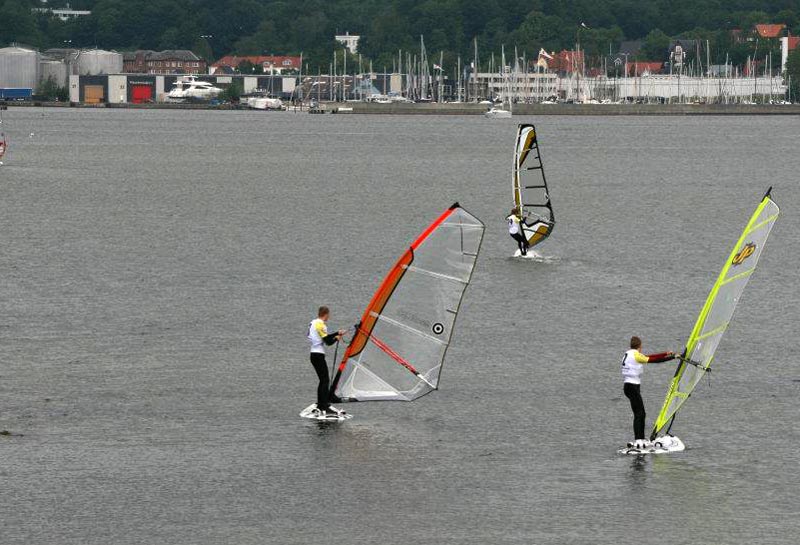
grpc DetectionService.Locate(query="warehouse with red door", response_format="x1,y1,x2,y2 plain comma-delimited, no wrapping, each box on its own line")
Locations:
128,77,156,103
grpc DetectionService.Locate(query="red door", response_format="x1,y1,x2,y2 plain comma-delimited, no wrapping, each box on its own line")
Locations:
131,85,153,103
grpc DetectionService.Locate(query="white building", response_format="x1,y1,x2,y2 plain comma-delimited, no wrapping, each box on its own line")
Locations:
335,32,360,54
781,36,800,73
34,2,91,22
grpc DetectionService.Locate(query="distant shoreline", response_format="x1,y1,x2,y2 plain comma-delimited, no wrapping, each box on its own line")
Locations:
4,101,800,116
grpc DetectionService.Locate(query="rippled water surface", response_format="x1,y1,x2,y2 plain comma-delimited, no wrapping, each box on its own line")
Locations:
1,108,798,544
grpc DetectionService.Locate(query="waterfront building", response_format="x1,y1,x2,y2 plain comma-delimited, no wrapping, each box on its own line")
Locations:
781,36,800,73
210,56,302,75
122,50,206,75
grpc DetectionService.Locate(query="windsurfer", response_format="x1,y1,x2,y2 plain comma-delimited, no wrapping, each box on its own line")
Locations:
308,306,346,417
507,207,529,256
621,336,675,449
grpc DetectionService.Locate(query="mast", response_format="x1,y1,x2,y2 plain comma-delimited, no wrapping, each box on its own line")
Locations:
343,48,347,101
473,37,478,102
438,51,444,102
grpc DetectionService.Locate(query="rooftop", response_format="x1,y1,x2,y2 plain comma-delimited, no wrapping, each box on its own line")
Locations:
755,24,786,39
123,50,202,62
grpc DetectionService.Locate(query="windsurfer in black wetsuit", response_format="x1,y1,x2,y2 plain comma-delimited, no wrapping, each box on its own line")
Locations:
307,306,346,417
621,336,676,449
506,206,529,255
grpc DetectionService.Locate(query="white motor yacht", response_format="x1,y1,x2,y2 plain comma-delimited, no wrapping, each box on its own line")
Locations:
167,76,223,101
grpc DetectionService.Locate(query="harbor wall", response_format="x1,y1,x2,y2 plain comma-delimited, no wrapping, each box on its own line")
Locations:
3,101,800,115
341,102,800,115
337,102,489,115
510,103,800,116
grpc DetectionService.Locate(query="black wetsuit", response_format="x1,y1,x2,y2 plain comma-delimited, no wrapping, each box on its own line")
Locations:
624,383,646,440
310,332,339,411
511,232,529,255
507,214,529,255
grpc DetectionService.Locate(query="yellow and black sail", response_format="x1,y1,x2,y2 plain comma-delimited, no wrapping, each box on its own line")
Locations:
512,124,554,248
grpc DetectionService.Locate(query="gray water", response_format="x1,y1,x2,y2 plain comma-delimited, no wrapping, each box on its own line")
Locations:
1,108,799,544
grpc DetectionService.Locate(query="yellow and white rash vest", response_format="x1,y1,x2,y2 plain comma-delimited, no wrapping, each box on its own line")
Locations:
308,318,329,354
507,214,522,235
622,349,674,384
622,349,650,384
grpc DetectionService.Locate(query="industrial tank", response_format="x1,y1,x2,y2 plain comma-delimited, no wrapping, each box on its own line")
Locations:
40,59,68,88
0,46,41,89
77,49,123,75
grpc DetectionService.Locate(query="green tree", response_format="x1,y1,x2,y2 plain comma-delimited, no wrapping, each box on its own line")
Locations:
219,79,243,103
237,59,259,74
38,76,68,101
0,0,42,46
508,11,565,55
640,28,670,60
786,48,800,102
9,0,800,78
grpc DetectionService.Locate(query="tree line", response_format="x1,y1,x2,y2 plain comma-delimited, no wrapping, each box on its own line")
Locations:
1,0,799,71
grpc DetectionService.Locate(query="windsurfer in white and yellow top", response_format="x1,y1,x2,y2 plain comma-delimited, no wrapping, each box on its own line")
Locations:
308,306,346,417
506,206,529,256
621,336,676,449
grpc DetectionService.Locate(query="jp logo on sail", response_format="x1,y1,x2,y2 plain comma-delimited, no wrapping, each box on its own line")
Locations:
731,242,756,266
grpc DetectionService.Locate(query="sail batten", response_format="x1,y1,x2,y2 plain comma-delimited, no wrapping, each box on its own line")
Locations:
331,204,485,403
512,124,555,248
651,191,780,440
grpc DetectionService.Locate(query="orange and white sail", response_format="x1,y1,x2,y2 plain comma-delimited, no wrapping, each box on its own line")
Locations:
330,204,484,402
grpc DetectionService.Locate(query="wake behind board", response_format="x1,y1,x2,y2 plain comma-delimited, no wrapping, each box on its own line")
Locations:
617,435,685,455
299,403,352,421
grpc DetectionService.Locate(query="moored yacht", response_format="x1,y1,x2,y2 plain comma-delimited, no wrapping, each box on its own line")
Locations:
166,75,223,101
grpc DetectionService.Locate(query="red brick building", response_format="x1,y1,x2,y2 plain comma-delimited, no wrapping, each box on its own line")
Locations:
210,55,302,75
123,50,206,74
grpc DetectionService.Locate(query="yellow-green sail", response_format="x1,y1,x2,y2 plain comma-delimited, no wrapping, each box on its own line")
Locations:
651,189,780,440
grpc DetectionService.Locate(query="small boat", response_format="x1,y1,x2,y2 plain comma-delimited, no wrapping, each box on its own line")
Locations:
484,107,512,118
365,93,392,104
246,95,284,110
